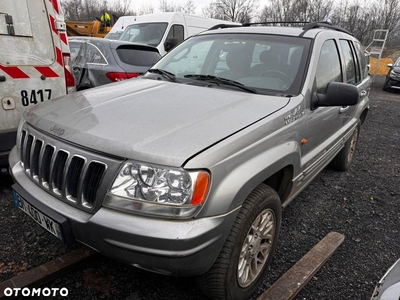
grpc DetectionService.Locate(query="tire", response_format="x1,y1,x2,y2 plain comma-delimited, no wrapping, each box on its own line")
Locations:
329,120,361,171
197,184,282,300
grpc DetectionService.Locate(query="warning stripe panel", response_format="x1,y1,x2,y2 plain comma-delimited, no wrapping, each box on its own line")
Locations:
0,66,30,79
56,47,63,67
49,15,57,34
35,67,60,78
50,0,60,15
60,33,68,46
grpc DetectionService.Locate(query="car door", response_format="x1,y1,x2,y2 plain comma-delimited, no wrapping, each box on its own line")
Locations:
301,39,345,175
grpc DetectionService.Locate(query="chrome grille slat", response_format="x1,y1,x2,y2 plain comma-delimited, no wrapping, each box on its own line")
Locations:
82,162,106,209
25,134,34,174
66,156,86,203
18,125,120,213
20,130,27,167
52,150,69,196
41,145,55,189
31,139,43,181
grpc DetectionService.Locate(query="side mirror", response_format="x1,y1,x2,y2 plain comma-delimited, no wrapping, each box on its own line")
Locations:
387,63,393,68
164,38,178,52
312,82,359,110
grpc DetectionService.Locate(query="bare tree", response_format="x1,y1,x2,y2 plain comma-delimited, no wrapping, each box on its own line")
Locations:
258,0,332,23
159,0,182,12
62,0,135,21
203,0,258,22
138,4,155,15
181,0,196,14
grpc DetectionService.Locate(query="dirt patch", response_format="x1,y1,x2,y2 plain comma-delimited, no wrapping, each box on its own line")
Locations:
369,48,400,75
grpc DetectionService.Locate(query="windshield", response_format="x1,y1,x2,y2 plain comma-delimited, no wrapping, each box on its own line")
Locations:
149,33,311,95
119,23,168,47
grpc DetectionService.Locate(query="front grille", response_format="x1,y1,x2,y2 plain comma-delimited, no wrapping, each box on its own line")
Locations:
18,127,120,212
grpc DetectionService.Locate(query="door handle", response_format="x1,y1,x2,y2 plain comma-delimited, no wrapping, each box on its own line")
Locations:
339,106,349,114
0,76,6,82
360,90,367,98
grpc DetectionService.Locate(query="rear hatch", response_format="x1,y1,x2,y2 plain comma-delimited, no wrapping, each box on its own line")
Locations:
111,42,161,77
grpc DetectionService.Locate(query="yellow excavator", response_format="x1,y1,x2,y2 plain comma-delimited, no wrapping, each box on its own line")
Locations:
66,13,116,38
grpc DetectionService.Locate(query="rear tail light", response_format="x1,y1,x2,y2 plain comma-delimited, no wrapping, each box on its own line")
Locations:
63,53,76,93
106,72,140,82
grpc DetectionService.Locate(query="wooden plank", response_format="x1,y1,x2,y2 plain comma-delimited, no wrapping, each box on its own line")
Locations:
0,247,95,298
258,231,345,300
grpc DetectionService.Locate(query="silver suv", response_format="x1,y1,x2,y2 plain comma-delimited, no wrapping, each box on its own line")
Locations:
9,22,370,300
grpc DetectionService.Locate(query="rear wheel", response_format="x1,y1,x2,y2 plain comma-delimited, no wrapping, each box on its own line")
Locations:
330,120,361,171
197,184,281,300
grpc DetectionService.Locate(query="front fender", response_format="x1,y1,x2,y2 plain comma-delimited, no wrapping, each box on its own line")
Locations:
195,141,301,218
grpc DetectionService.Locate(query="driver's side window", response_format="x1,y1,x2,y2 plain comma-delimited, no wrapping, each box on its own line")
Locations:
315,40,342,93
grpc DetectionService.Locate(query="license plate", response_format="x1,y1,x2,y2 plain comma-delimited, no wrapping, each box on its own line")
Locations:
13,190,64,242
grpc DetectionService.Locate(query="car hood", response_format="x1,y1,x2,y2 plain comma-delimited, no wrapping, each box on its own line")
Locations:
25,78,289,167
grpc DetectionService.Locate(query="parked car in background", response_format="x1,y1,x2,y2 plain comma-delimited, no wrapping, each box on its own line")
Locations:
69,37,161,90
371,259,400,299
383,57,400,91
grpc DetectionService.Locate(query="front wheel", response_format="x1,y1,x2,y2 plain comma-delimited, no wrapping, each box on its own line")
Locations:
197,184,282,300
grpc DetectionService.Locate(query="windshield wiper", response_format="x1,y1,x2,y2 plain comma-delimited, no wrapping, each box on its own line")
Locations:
147,69,177,82
184,74,258,94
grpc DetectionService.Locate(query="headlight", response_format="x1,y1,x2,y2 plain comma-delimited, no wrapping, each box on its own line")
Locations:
105,162,210,218
389,70,398,78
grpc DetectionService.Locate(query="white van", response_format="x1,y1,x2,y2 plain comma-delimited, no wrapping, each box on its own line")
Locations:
117,12,239,56
105,16,137,40
0,0,75,167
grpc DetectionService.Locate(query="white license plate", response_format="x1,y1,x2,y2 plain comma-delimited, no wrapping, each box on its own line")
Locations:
13,191,64,242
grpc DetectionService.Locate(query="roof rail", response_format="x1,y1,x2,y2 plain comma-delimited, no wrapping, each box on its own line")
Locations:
300,21,352,36
242,21,308,27
208,23,243,30
207,21,352,37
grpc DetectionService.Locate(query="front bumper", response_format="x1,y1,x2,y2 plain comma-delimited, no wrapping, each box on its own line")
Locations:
385,77,400,90
9,146,238,276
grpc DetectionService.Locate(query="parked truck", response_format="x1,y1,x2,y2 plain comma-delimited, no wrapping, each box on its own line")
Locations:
114,12,240,55
0,0,75,167
66,13,117,38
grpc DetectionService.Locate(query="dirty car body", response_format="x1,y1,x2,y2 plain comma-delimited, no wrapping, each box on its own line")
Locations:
69,37,161,90
9,22,370,300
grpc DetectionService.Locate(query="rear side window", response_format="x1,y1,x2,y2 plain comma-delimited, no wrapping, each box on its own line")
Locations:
315,40,342,93
353,41,369,79
116,47,160,66
87,44,107,65
339,40,360,85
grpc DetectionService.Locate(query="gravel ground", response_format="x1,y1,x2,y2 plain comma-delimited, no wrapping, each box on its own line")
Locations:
0,76,399,299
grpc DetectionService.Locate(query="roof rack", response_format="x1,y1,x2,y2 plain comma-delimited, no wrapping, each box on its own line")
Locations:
208,23,243,30
300,21,352,36
242,21,308,27
207,21,352,37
